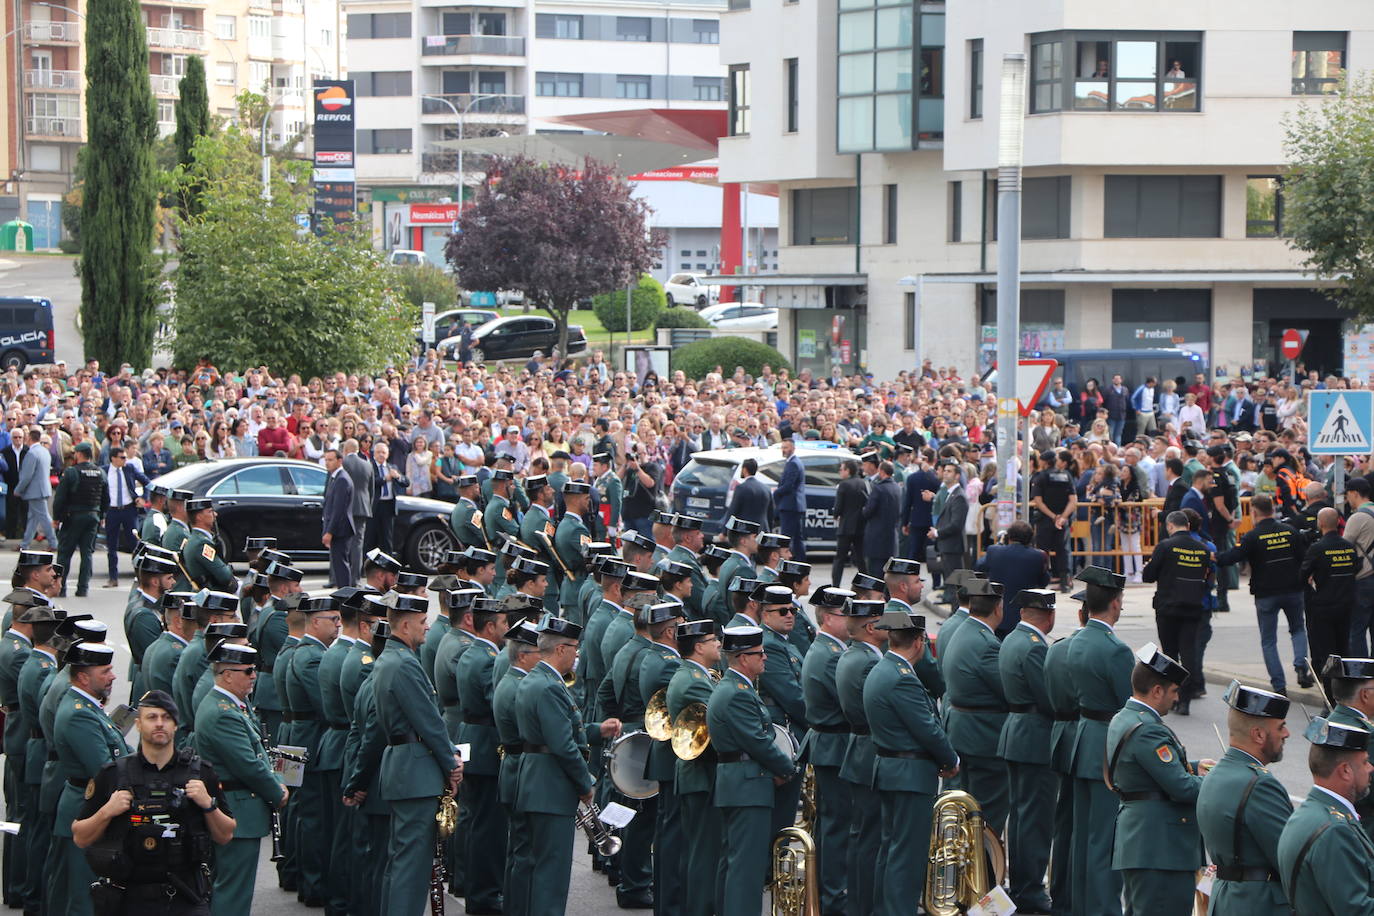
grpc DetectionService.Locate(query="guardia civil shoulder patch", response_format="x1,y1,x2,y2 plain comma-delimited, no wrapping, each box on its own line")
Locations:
202,544,216,561
84,779,95,800
1156,745,1174,763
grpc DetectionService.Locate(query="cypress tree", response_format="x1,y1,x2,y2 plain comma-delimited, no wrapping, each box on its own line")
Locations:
174,55,209,218
79,0,159,369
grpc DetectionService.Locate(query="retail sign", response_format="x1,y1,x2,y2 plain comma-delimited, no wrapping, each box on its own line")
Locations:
312,80,355,169
628,166,720,181
1111,319,1210,363
409,203,461,225
372,187,451,203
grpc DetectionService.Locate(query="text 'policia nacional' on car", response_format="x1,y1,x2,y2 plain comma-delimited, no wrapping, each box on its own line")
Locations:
148,458,459,572
670,443,852,551
0,296,55,369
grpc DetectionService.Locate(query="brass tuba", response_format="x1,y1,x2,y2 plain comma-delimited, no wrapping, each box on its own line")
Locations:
924,790,1006,916
769,766,820,916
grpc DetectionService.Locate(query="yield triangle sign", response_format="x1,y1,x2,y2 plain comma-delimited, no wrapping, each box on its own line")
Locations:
1313,393,1370,452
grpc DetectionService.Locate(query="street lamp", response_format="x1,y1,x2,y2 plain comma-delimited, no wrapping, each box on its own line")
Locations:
422,92,508,205
260,93,302,200
994,53,1027,531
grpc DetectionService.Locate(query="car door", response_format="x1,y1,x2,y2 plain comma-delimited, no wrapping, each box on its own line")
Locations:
800,455,842,546
208,463,305,553
284,464,330,552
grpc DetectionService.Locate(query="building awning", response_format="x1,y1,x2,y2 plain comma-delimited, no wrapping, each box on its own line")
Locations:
920,270,1339,285
699,273,867,287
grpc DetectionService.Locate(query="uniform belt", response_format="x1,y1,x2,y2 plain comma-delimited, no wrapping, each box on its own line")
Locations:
809,723,849,734
1007,704,1036,714
715,751,755,764
875,748,934,760
1081,709,1115,722
46,751,57,761
220,779,250,793
1054,712,1080,722
498,743,525,756
1117,790,1167,802
387,734,421,746
847,725,870,736
67,778,88,789
526,744,555,754
464,714,495,727
292,711,318,722
952,704,1007,714
1214,865,1277,882
327,722,349,730
28,729,40,740
281,712,295,723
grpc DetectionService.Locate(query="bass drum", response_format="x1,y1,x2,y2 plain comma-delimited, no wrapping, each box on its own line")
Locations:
608,731,659,799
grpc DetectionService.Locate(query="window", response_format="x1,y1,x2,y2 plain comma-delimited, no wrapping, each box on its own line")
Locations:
215,14,235,39
319,28,332,45
356,71,412,97
616,17,651,41
443,12,471,34
1030,31,1200,113
904,292,916,350
1293,32,1345,95
729,64,750,135
1023,176,1071,239
1247,176,1285,238
249,61,270,88
969,39,983,118
785,58,799,133
213,465,286,497
536,72,583,97
248,14,271,38
346,13,411,39
792,187,857,245
358,128,412,154
616,75,650,99
692,20,718,44
157,100,176,124
215,61,235,85
1104,175,1221,238
949,180,962,242
28,93,78,118
554,15,582,39
163,54,188,77
838,4,941,152
693,77,722,101
477,12,505,35
287,466,327,496
883,183,897,243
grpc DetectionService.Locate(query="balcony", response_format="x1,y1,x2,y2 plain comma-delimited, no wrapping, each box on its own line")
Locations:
421,35,525,57
26,116,81,138
24,69,80,90
422,150,458,173
421,93,525,116
23,21,79,42
146,26,206,50
150,73,180,95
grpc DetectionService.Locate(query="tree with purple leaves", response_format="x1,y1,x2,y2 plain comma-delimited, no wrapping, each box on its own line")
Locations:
444,156,663,360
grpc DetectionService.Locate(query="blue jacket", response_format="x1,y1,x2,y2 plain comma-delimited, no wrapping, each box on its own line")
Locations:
726,475,774,530
902,467,940,528
976,542,1051,636
1179,487,1211,529
773,454,805,515
322,468,356,539
1130,384,1158,413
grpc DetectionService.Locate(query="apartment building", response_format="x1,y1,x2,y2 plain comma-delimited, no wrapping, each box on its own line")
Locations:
0,0,342,247
717,0,1370,380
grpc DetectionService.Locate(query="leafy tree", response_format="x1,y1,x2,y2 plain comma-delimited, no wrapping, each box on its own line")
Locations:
174,55,210,219
592,273,665,332
394,263,459,313
671,337,790,379
171,127,411,377
79,0,161,369
1283,74,1374,314
445,156,662,357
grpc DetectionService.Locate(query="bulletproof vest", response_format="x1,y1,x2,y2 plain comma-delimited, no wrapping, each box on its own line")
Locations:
85,749,213,885
73,463,105,509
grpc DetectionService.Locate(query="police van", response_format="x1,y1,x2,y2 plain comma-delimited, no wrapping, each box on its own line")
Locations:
0,297,55,369
670,443,857,553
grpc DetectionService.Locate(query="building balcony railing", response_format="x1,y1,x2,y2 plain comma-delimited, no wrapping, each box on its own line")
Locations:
150,73,180,95
24,69,80,90
421,35,524,56
146,26,206,50
26,116,81,138
421,93,525,116
23,21,79,42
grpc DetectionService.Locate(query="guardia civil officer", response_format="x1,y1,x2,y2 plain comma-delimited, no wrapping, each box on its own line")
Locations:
1105,645,1209,914
124,547,179,703
638,599,685,911
756,584,806,843
340,617,390,915
0,587,40,906
864,609,957,915
707,517,761,627
707,626,798,916
53,441,108,597
492,620,540,916
554,480,593,617
179,499,234,594
519,475,561,611
1196,681,1293,916
140,485,170,545
660,514,710,618
14,600,63,913
449,474,489,550
160,490,193,559
171,591,239,739
75,690,235,915
482,468,519,593
249,559,304,742
834,597,886,915
665,619,722,916
1302,507,1362,690
1277,717,1374,915
1142,510,1212,715
1042,596,1084,915
883,557,944,698
1323,655,1374,831
933,569,985,674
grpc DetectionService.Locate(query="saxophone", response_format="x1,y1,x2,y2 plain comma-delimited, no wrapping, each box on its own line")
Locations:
430,789,459,916
769,766,819,916
924,790,1005,916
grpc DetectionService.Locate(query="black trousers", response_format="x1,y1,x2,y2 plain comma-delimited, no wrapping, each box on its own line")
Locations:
1035,519,1068,582
366,499,395,554
1309,603,1351,702
832,533,863,585
4,491,22,540
1156,612,1201,697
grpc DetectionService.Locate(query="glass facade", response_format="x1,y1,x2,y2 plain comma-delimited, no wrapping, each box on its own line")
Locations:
1029,31,1201,113
836,0,943,152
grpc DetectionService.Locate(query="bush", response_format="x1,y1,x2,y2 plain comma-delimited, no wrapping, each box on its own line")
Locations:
592,273,665,332
393,262,458,313
654,306,710,331
671,336,791,380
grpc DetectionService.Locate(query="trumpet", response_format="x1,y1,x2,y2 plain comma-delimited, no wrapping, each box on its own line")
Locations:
576,800,623,857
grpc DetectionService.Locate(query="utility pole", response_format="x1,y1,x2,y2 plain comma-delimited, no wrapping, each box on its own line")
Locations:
994,53,1026,533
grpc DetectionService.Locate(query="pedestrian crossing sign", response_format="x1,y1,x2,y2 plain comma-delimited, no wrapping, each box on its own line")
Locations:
1308,391,1374,455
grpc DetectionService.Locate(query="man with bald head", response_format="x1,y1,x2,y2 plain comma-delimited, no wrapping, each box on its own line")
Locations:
1302,506,1363,696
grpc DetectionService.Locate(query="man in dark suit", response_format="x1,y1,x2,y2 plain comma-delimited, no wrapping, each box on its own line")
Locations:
976,520,1050,637
726,458,773,531
1159,457,1188,542
101,445,150,587
1179,469,1212,530
321,448,356,588
930,460,968,603
3,426,26,540
901,450,940,566
368,440,405,554
773,439,807,559
832,458,867,585
861,460,901,576
341,440,374,583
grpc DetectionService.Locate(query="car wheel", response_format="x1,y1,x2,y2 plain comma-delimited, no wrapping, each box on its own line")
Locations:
406,522,456,574
0,350,26,371
666,293,676,307
472,347,485,364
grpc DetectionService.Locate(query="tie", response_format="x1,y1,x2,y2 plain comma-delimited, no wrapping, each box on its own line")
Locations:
115,468,125,508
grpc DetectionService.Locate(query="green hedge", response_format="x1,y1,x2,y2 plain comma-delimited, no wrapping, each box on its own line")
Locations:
592,274,665,332
670,336,791,379
654,306,710,331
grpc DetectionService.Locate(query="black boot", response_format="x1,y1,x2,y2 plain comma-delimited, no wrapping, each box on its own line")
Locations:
1174,697,1191,716
1296,665,1316,689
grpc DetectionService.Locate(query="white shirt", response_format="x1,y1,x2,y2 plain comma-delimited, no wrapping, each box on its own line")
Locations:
970,615,995,636
213,685,246,708
1087,617,1116,634
816,630,845,650
106,464,134,508
1314,784,1360,820
1126,697,1161,721
70,685,105,708
1017,620,1048,641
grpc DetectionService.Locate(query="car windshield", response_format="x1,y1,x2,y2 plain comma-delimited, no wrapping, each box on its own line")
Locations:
757,461,783,483
675,458,735,490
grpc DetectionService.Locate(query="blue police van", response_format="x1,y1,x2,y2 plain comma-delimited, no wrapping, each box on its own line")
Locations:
670,443,858,553
0,297,55,369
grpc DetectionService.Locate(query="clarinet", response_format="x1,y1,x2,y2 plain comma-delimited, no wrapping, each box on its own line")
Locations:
256,718,285,862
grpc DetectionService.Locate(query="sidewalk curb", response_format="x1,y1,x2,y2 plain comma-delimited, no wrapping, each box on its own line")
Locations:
1202,667,1326,710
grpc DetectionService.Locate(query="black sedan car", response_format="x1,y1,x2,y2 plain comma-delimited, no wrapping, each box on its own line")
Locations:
149,458,459,573
464,315,589,363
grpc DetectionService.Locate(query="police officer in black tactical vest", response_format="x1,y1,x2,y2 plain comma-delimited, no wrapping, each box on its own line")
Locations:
72,690,236,915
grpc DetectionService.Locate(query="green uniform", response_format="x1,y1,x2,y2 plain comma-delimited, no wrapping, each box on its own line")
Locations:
885,598,944,699
787,603,816,656
53,459,107,595
1106,698,1204,914
492,663,529,916
706,550,754,627
450,496,490,551
520,503,562,612
422,613,450,684
46,685,130,916
37,667,71,832
161,516,190,556
456,633,505,911
1277,785,1374,916
662,545,709,619
836,641,883,916
1328,703,1374,836
513,661,593,916
142,632,188,700
317,634,354,914
435,623,474,738
182,526,235,593
800,630,850,914
15,646,54,913
667,659,720,916
483,494,520,590
1066,618,1133,916
373,637,459,916
482,475,528,514
553,512,590,614
139,508,168,544
639,641,683,908
283,633,331,905
760,624,806,840
171,631,210,739
0,627,29,907
707,667,796,916
941,614,1009,834
600,632,657,899
1043,630,1079,913
123,588,162,703
341,651,387,915
249,601,289,741
997,620,1056,913
864,649,957,915
575,576,601,628
934,605,970,672
1196,746,1292,916
194,684,286,916
272,634,301,891
594,470,622,530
